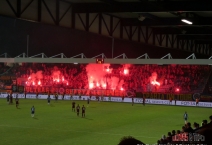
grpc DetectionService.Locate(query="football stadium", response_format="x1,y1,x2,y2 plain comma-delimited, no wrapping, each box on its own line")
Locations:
0,0,212,145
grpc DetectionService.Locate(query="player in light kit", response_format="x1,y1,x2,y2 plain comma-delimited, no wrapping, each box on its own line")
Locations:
76,104,80,116
82,105,86,118
183,111,188,124
31,106,35,117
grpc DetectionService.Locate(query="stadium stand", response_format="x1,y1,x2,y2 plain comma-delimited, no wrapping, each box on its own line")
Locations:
0,63,211,95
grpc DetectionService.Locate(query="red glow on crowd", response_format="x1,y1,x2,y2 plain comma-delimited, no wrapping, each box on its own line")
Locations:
12,63,210,94
25,69,69,87
23,64,163,91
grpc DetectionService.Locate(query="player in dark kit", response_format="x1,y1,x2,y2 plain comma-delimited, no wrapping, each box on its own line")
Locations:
15,97,19,108
36,91,39,99
82,105,86,117
61,93,64,100
96,95,100,103
87,98,90,107
55,93,58,101
169,97,173,105
78,92,82,100
70,91,73,100
47,96,51,105
122,94,124,102
6,93,10,104
72,101,76,112
76,104,80,116
9,93,13,104
196,98,199,106
89,92,92,100
132,97,134,106
143,96,145,106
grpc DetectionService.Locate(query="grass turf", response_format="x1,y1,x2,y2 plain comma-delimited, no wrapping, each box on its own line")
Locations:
0,98,211,145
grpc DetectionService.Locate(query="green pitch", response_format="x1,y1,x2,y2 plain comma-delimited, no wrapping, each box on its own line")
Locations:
0,99,211,145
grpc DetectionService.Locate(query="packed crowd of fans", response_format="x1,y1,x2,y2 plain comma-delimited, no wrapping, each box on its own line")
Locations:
117,115,212,145
0,63,211,93
157,115,212,145
124,64,210,93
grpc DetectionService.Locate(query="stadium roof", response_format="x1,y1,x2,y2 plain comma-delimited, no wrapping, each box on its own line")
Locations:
59,0,212,43
2,0,212,45
1,0,212,63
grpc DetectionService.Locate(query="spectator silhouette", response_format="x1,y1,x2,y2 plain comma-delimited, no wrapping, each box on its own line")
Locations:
118,136,145,145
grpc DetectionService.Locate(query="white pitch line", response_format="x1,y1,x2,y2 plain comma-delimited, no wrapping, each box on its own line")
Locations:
0,124,158,139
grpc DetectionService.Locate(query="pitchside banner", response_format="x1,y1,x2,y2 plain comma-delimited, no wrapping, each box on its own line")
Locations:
23,87,125,97
19,86,198,101
1,93,212,108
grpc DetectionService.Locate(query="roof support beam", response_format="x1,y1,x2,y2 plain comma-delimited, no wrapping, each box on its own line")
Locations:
0,58,212,65
65,1,212,13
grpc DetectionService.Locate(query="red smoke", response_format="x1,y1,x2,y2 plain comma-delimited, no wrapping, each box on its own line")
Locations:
26,71,43,86
24,64,130,91
86,64,128,90
86,64,110,89
25,68,68,86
